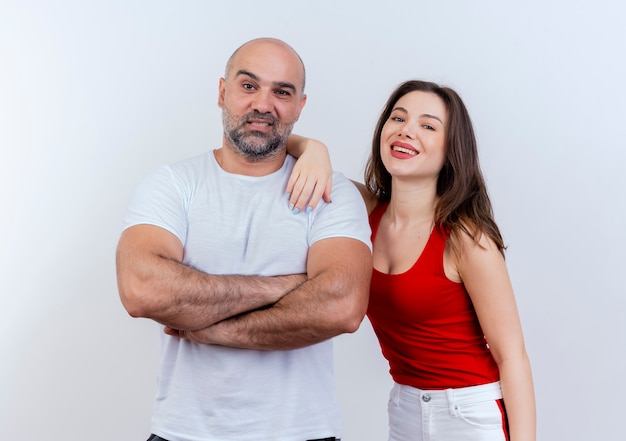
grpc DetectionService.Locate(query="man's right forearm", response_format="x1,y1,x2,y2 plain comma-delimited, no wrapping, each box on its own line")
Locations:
121,254,306,330
116,227,306,330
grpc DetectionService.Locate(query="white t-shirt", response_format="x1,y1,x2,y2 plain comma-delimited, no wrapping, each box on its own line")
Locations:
123,151,371,441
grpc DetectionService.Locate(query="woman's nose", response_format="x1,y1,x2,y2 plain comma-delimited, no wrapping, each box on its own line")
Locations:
398,121,416,139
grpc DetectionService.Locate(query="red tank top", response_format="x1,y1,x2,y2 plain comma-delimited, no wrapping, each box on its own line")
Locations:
366,202,499,389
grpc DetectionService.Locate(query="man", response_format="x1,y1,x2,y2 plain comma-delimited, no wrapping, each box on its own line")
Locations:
116,38,372,441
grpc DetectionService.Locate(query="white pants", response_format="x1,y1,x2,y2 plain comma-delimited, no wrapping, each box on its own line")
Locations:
387,381,509,441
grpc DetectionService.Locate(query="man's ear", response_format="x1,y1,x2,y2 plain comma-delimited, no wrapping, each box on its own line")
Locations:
294,93,307,122
217,78,226,108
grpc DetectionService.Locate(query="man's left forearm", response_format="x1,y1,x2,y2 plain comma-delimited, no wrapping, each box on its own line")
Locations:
175,238,372,349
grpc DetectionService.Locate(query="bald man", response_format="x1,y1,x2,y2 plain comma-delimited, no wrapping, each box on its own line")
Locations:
116,38,372,441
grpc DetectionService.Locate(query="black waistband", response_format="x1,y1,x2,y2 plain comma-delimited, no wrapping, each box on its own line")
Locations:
148,435,339,441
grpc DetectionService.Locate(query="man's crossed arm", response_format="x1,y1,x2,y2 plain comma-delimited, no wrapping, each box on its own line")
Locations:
116,224,372,350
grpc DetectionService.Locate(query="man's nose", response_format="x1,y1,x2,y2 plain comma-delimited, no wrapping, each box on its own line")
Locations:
252,90,273,114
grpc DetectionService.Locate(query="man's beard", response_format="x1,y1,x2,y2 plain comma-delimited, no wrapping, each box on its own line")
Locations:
222,108,294,162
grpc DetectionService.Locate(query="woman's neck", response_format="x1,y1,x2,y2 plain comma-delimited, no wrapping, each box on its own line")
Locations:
386,178,438,227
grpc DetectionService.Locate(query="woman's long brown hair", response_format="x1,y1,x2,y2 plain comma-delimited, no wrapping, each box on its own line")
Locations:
364,80,505,255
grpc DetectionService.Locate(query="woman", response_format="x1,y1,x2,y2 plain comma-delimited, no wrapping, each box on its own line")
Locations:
287,80,535,441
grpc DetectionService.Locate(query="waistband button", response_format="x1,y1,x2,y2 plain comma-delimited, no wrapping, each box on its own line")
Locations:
422,394,431,402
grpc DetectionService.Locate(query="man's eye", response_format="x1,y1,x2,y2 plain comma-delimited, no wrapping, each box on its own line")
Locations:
243,83,255,90
276,89,290,96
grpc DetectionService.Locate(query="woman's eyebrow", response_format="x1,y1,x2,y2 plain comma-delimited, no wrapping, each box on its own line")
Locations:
392,106,443,124
422,113,444,124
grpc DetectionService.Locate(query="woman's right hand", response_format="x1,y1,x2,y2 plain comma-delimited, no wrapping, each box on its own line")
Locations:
285,135,333,214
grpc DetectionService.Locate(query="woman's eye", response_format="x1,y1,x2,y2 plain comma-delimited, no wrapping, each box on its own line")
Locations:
422,124,435,130
390,116,404,122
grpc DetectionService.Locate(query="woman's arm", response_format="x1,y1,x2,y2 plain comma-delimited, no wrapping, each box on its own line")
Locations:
285,134,333,213
454,233,536,441
285,135,378,214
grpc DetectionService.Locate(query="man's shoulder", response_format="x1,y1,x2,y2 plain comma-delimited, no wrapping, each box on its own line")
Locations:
168,151,213,170
329,171,360,198
330,170,349,182
156,151,215,182
315,171,367,217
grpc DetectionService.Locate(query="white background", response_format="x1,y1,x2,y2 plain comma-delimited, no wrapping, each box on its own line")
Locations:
1,1,625,439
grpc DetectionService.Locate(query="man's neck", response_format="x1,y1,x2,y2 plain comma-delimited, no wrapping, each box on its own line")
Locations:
213,145,287,176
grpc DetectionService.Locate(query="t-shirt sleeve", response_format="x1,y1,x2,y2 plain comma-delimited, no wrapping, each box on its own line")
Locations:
122,165,188,245
309,173,372,251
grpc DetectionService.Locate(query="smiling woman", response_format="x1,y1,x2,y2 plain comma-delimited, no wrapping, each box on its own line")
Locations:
380,90,448,182
288,80,536,441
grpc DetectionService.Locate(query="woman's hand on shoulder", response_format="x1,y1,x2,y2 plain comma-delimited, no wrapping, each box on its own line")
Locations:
286,135,333,214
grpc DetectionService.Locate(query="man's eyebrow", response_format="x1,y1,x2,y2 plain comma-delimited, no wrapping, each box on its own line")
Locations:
275,81,297,93
235,69,258,81
235,69,297,93
392,106,444,124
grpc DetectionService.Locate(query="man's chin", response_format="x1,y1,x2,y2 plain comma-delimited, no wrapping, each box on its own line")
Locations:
234,142,283,161
247,130,270,138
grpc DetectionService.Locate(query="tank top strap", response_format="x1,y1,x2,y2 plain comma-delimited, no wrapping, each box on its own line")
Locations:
368,201,389,242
